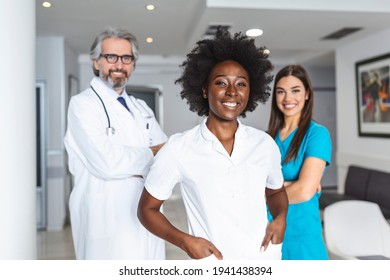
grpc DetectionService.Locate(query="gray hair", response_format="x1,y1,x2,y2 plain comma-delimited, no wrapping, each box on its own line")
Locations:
90,27,139,76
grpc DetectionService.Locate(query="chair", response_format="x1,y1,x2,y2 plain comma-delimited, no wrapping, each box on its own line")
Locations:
323,200,390,260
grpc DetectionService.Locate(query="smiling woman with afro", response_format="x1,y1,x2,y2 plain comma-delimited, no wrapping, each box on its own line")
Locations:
138,26,288,261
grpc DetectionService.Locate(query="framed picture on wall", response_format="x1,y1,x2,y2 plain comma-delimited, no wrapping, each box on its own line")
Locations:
68,74,79,100
356,53,390,137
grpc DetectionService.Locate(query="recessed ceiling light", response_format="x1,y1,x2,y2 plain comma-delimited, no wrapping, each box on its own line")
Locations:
146,37,154,43
42,1,51,8
146,4,155,11
246,28,263,37
263,49,270,57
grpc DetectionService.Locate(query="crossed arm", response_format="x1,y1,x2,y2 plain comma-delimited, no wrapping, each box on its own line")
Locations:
283,157,326,204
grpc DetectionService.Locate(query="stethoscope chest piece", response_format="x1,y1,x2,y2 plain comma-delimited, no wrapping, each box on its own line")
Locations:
106,127,116,136
91,85,116,136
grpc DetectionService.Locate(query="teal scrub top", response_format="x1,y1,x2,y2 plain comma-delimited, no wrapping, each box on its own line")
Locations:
269,121,332,260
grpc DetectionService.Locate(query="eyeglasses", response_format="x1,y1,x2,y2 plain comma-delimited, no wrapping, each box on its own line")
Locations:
99,53,135,64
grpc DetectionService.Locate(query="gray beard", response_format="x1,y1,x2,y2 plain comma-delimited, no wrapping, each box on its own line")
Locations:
101,73,127,92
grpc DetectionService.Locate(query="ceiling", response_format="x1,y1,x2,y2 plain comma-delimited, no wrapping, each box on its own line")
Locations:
36,0,390,67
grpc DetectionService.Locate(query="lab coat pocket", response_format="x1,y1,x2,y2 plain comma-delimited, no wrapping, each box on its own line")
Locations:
85,193,116,240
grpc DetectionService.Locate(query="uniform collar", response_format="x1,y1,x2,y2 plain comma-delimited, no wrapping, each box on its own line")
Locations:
200,117,244,142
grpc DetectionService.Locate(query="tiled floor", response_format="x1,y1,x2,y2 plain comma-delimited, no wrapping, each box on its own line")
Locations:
37,186,189,260
37,224,76,260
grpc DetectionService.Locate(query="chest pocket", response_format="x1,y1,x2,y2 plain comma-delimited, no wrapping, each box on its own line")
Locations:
109,110,149,146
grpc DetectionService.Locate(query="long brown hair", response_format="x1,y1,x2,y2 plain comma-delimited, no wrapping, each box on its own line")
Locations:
267,65,314,163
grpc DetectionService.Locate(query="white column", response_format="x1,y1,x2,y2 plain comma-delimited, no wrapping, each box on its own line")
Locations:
0,0,36,259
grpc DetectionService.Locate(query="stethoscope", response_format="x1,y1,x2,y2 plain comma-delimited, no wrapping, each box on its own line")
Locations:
91,85,153,138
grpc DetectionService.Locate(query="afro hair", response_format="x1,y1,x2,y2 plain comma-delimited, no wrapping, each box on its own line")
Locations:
175,27,273,117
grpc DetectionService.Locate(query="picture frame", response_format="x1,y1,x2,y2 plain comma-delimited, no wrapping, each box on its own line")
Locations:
356,53,390,137
68,74,79,99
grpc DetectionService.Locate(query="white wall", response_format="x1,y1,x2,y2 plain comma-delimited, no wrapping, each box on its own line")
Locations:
36,36,79,230
305,66,337,187
64,41,80,224
336,27,390,193
36,37,66,230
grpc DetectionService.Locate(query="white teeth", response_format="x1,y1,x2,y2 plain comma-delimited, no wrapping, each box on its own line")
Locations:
223,102,237,107
284,104,296,109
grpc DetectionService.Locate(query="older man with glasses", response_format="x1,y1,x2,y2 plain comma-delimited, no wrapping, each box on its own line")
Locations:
64,27,167,260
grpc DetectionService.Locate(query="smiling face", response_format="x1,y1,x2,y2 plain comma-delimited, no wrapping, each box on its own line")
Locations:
93,37,134,94
203,60,250,123
275,75,308,121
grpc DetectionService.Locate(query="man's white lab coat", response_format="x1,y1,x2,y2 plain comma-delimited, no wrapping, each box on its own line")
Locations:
64,77,167,259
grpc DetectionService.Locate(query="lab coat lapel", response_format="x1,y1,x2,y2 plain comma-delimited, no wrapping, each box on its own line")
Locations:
91,78,132,119
126,95,150,143
127,95,146,124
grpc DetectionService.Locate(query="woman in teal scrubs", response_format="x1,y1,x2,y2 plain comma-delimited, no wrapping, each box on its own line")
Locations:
267,65,332,260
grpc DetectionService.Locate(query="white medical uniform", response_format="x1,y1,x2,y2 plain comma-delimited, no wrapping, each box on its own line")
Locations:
64,77,167,259
145,118,284,260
